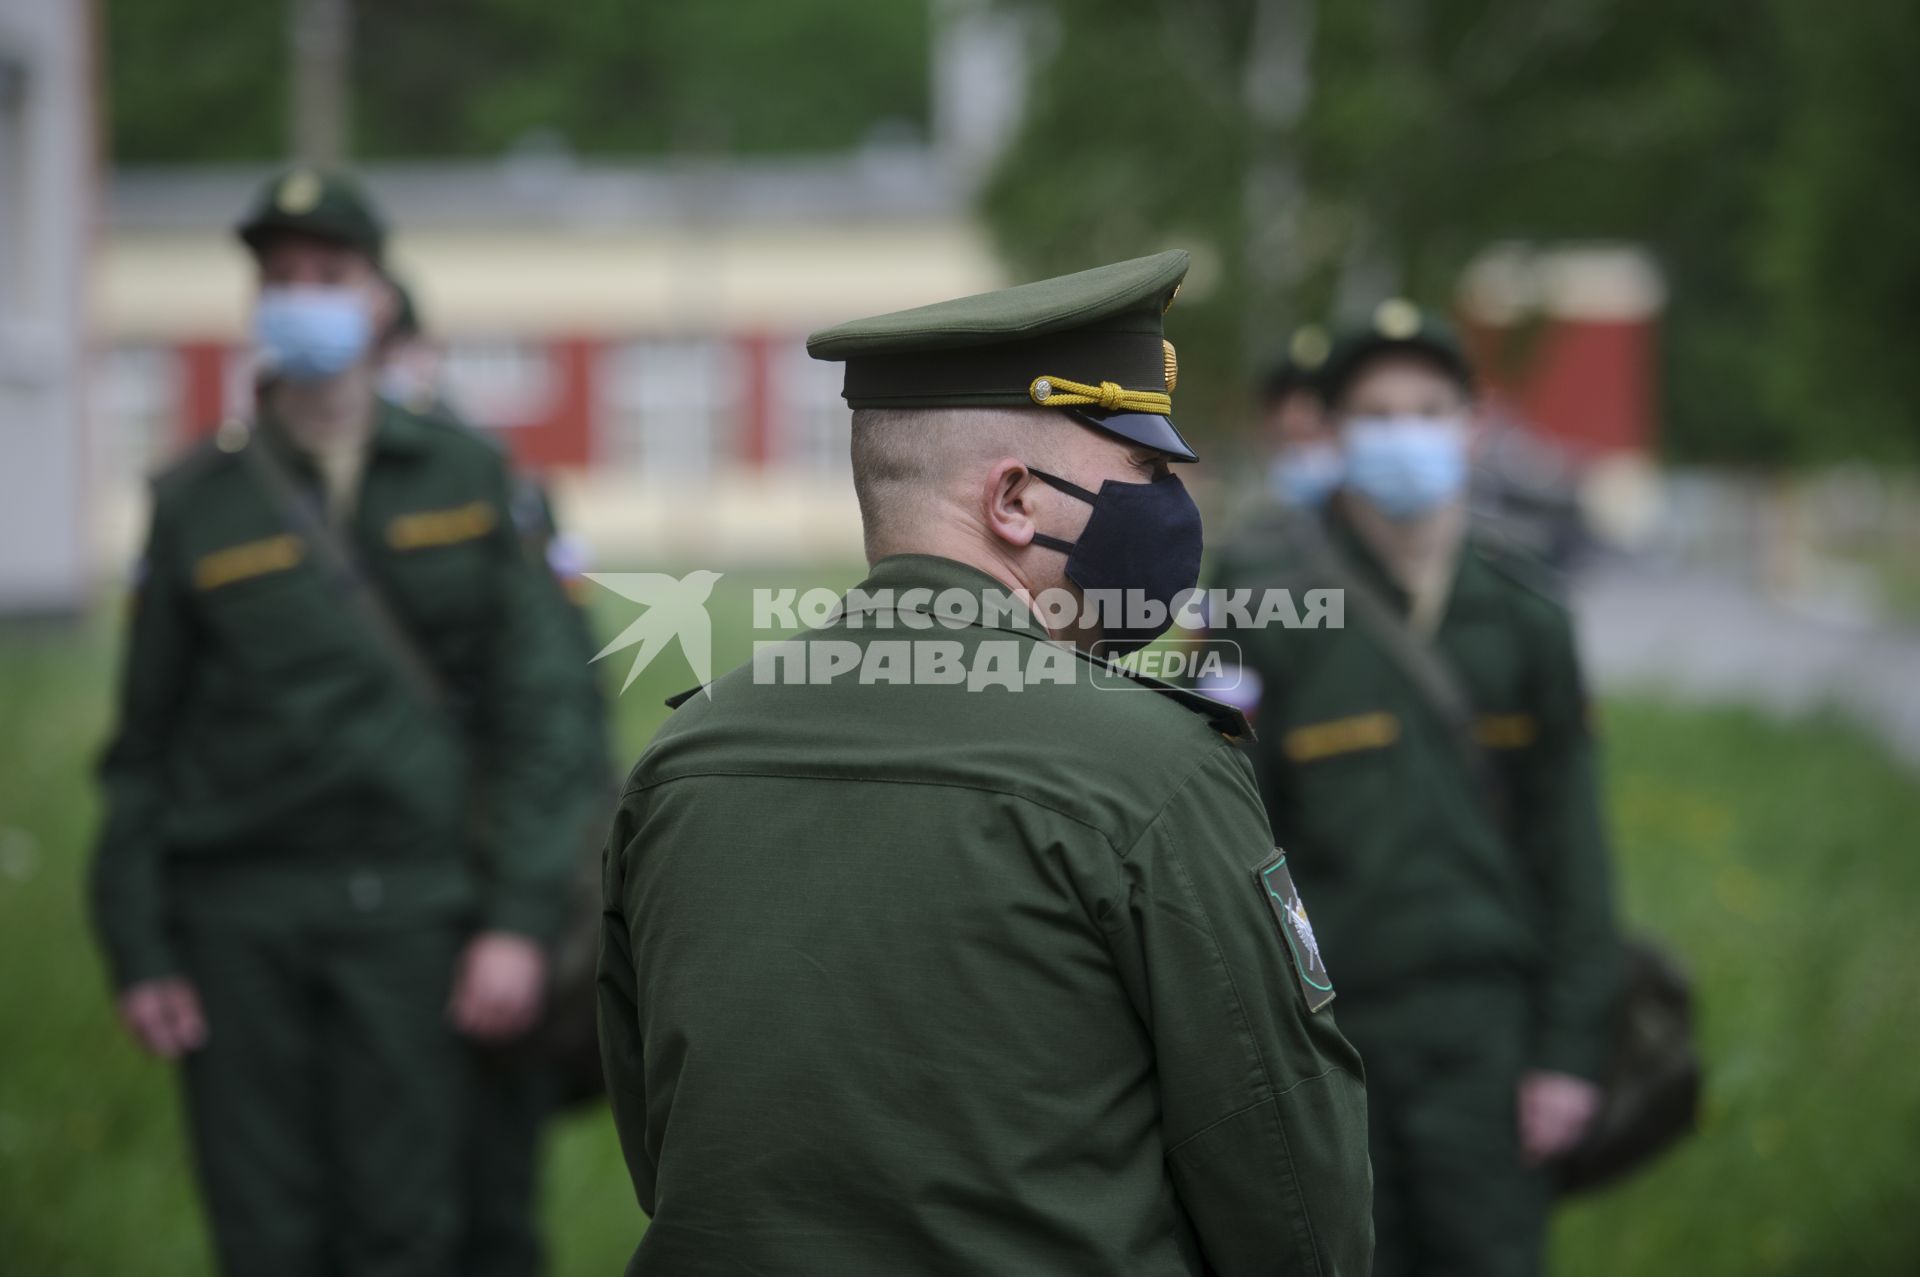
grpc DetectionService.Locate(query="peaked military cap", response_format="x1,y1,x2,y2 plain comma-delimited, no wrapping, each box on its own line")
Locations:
806,250,1198,461
236,169,386,263
1319,298,1473,405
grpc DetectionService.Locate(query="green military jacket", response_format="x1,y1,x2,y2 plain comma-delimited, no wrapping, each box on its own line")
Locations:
416,389,617,792
598,554,1373,1276
92,399,583,989
1207,501,1618,1078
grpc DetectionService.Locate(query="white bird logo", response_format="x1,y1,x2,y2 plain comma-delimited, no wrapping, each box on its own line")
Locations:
584,570,724,696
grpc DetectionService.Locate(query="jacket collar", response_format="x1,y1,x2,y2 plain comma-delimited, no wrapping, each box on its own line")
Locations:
256,391,433,463
843,554,1053,638
1322,497,1501,623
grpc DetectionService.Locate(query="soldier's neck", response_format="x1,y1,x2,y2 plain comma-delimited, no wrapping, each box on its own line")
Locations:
874,526,1077,645
266,365,379,457
1343,493,1468,636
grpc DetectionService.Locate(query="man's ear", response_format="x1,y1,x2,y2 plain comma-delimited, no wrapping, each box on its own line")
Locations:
980,458,1039,549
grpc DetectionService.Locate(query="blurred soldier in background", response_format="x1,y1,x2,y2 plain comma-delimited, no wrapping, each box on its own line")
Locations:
1261,323,1341,512
377,276,454,421
90,170,584,1277
1206,301,1621,1276
375,274,619,1276
598,252,1374,1274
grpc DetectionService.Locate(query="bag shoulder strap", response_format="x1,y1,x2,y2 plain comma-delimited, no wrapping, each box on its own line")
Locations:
1297,522,1496,799
237,424,449,711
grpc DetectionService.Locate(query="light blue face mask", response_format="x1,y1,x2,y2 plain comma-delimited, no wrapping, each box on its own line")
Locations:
254,286,374,381
1341,415,1469,518
1268,442,1344,510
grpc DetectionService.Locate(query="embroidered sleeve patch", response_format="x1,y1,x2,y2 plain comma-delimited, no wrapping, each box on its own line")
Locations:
1254,849,1335,1012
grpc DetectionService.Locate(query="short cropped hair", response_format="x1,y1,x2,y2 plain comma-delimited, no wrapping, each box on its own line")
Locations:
849,406,1064,561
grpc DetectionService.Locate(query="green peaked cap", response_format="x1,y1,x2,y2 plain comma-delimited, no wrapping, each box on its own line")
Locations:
806,250,1198,461
235,169,387,263
1319,297,1473,405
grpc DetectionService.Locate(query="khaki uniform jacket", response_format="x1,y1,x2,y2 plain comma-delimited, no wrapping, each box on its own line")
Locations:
1208,501,1619,1078
598,554,1373,1276
92,401,583,988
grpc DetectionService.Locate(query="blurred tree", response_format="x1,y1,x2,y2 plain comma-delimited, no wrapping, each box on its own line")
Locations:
105,0,927,162
107,0,288,162
1761,0,1920,463
980,1,1257,439
353,0,927,157
984,0,1819,462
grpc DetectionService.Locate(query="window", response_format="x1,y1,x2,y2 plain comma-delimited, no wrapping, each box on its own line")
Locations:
770,339,852,476
597,338,741,476
440,339,557,430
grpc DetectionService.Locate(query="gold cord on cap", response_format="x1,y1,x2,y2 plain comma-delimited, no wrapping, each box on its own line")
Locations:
1028,375,1173,414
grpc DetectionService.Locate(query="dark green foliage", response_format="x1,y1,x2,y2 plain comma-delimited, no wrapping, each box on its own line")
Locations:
104,0,928,162
985,0,1916,464
1761,1,1920,463
100,0,1920,464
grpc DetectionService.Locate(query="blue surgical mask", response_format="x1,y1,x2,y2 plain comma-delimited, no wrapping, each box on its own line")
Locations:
1268,442,1343,509
254,286,374,381
1341,415,1469,518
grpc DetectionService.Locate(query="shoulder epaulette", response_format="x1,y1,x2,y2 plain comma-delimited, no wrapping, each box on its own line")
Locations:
1072,648,1254,741
150,433,239,491
1144,677,1255,741
665,685,707,710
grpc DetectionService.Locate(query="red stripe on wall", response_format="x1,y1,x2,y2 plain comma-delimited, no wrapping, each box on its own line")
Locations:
739,331,774,469
176,341,230,446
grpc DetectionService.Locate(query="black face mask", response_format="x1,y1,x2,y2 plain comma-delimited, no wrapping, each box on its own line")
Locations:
1028,467,1205,655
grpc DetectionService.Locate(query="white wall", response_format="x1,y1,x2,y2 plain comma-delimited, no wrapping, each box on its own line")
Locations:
0,0,91,615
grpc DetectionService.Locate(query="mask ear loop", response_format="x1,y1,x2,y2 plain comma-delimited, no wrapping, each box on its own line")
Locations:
1023,467,1098,555
1025,467,1100,504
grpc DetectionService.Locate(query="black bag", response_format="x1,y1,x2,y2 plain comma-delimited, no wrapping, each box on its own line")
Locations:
1303,529,1702,1192
501,793,615,1110
1552,936,1702,1195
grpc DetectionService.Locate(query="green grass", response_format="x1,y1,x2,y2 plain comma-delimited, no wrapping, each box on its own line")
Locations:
1551,702,1920,1276
3,568,1918,1274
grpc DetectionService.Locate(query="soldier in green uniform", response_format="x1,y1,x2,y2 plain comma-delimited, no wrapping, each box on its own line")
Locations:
597,252,1375,1274
374,274,618,1276
91,171,584,1277
1260,324,1341,512
1205,301,1621,1276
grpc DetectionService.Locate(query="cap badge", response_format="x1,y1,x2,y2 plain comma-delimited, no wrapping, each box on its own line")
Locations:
1289,323,1331,368
1162,340,1179,392
1374,298,1423,340
277,171,323,214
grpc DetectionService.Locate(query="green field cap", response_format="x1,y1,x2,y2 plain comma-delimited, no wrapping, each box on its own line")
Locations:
1319,298,1473,404
236,169,386,263
807,250,1198,461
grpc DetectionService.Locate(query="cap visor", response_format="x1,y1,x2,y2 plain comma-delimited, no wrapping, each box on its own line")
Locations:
1061,408,1199,462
